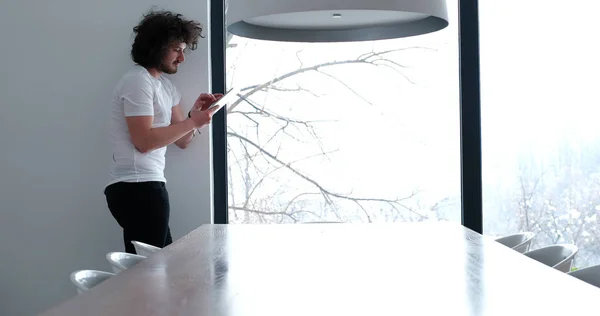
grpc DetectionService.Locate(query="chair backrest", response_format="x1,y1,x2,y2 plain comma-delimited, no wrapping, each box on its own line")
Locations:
568,264,600,288
69,270,115,294
523,244,579,273
131,240,161,257
106,252,146,274
495,232,535,253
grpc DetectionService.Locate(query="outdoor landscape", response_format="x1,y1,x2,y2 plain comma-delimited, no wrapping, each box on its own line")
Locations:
223,0,600,269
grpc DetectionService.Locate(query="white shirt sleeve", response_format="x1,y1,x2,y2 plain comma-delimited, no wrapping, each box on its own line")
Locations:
168,79,181,107
120,74,155,117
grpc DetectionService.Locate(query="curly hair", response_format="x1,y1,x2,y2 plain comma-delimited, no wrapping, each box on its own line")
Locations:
131,9,204,68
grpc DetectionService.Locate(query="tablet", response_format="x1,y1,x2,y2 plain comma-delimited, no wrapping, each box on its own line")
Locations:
205,87,240,113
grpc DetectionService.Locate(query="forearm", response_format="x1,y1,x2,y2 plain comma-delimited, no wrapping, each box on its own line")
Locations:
175,129,196,149
137,119,195,153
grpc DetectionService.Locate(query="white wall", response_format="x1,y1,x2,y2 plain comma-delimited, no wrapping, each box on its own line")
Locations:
0,0,212,315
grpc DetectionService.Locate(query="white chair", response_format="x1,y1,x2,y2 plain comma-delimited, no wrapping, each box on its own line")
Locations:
131,240,161,257
69,270,115,294
106,252,146,273
568,264,600,288
495,232,535,253
523,244,579,273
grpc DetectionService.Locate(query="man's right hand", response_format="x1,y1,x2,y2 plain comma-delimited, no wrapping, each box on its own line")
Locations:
189,106,219,128
189,94,223,128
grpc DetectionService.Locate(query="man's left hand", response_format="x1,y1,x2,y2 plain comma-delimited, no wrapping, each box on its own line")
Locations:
194,93,224,111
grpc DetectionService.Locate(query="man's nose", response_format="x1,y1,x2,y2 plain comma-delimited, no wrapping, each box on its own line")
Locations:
179,52,185,62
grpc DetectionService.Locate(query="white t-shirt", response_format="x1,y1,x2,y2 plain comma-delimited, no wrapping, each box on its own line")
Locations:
107,65,181,187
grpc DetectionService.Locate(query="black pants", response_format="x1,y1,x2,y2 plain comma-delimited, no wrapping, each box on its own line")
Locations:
104,181,172,254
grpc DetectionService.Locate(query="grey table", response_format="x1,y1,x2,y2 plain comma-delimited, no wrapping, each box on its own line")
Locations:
40,222,600,315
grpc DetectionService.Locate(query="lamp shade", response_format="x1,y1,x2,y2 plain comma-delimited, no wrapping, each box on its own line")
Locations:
225,0,449,42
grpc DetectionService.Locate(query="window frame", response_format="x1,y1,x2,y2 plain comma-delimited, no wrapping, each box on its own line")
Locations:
210,0,483,233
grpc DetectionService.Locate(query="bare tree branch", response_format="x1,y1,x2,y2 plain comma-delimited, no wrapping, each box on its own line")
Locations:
358,46,437,61
262,84,322,97
229,206,299,222
232,95,332,157
228,131,418,210
354,200,373,223
241,149,339,210
316,70,373,106
283,192,323,214
225,44,444,224
226,47,421,113
295,49,305,68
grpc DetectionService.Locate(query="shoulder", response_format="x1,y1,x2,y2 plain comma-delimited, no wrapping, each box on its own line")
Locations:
122,65,154,86
116,66,155,94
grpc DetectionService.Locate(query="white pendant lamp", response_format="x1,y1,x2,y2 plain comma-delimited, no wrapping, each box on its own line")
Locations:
225,0,449,42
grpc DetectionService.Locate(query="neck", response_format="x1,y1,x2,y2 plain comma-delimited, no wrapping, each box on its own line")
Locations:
145,67,161,78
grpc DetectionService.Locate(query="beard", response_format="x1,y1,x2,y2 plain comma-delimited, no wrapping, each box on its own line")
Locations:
158,61,179,74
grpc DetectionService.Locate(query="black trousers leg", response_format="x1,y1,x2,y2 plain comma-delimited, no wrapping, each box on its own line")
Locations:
104,181,171,254
165,227,173,246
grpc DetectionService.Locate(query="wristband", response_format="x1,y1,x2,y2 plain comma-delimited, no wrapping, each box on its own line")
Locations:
188,110,200,136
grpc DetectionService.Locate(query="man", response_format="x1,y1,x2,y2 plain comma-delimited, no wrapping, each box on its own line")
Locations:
104,10,221,254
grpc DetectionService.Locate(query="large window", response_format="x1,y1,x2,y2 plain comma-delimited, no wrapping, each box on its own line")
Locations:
224,1,461,224
480,0,600,269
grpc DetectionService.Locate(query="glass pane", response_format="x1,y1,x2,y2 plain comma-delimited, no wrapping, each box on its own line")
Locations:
226,1,460,224
481,0,600,269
